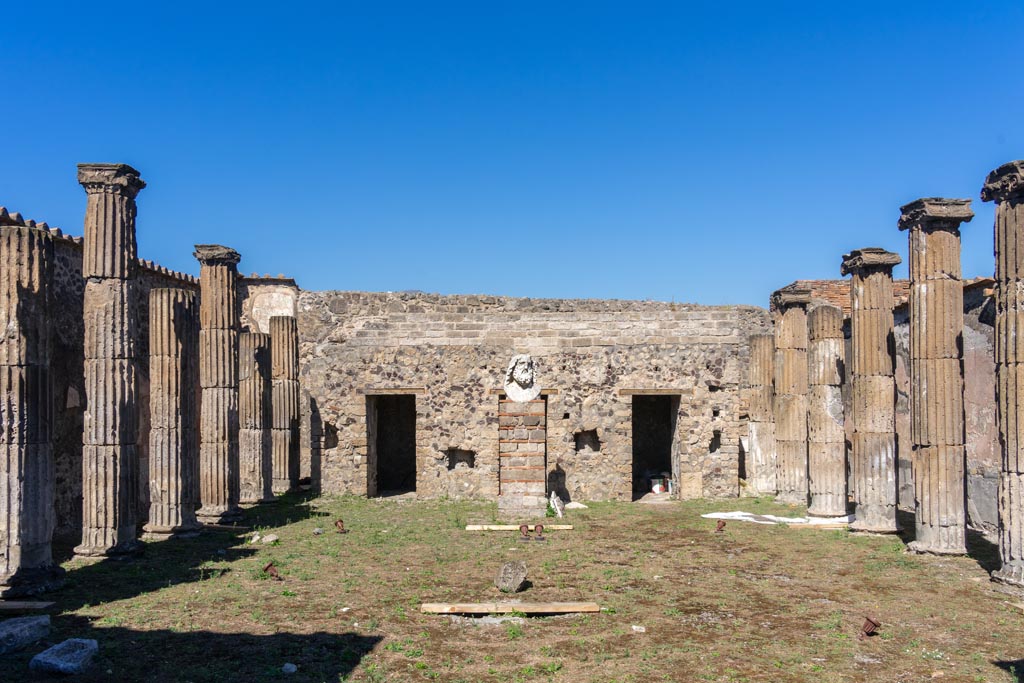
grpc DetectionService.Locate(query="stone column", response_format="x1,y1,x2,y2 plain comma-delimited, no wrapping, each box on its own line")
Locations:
747,333,777,495
195,245,241,523
270,316,300,494
0,223,64,595
807,304,847,517
239,332,273,503
143,288,200,539
899,198,973,554
772,288,810,505
75,163,145,557
841,248,901,533
982,161,1024,583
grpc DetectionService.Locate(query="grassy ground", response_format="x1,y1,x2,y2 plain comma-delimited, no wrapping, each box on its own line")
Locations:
2,494,1023,682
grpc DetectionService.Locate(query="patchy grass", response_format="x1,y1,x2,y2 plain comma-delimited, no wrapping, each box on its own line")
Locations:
2,493,1022,682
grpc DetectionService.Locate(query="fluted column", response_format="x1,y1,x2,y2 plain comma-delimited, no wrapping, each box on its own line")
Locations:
983,161,1024,583
270,316,300,494
899,199,973,555
0,224,64,595
772,289,810,505
239,332,273,503
195,245,241,523
807,304,847,517
143,288,200,538
75,163,145,557
842,248,901,533
747,333,777,495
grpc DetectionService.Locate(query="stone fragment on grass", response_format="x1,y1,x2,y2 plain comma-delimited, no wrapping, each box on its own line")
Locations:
0,615,50,655
282,662,297,674
495,561,528,593
29,638,98,674
564,502,588,510
261,534,280,544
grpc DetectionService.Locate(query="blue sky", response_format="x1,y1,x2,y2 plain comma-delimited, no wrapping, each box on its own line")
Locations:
2,2,1021,306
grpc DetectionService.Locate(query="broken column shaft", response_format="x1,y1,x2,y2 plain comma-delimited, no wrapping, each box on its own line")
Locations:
143,288,200,538
807,304,847,517
0,224,64,595
75,163,145,557
842,248,901,533
239,332,273,503
982,161,1024,583
747,333,777,495
270,316,300,494
899,198,973,555
772,289,810,505
195,245,241,523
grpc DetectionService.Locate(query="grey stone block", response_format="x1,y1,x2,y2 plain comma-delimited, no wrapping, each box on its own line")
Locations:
0,615,50,655
29,638,98,674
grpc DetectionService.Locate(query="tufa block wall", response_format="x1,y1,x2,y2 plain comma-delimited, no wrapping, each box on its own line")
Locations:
294,291,771,502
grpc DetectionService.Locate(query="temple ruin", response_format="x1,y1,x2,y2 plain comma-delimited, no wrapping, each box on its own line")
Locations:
4,159,1024,593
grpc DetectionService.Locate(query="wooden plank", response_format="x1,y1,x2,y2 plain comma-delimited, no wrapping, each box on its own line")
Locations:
422,601,599,614
465,525,573,531
0,601,55,611
202,523,252,531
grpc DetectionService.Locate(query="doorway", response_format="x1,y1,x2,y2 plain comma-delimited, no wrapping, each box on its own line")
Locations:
366,395,417,496
631,395,678,498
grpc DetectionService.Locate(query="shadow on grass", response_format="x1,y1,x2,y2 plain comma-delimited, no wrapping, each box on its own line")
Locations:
50,491,328,613
9,621,382,683
994,660,1024,681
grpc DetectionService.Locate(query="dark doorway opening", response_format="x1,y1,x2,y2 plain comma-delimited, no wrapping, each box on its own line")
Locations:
366,395,417,495
631,395,678,499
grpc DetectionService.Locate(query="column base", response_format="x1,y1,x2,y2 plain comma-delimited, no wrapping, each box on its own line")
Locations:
992,563,1024,588
775,492,808,506
196,506,242,525
849,520,900,535
907,540,967,556
271,479,297,496
141,522,203,540
73,538,143,559
807,501,848,518
907,524,966,555
0,565,67,598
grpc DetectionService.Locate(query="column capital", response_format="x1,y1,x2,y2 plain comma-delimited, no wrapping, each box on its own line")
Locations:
770,286,811,311
840,247,901,276
77,163,146,198
981,160,1024,203
897,198,973,232
193,244,241,267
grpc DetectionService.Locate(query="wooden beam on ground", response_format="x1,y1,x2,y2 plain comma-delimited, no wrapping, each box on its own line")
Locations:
465,525,573,531
0,601,55,612
202,523,252,531
422,602,600,615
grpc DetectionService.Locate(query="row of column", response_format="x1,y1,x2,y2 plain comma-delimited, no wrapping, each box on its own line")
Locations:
0,163,302,595
750,160,1024,580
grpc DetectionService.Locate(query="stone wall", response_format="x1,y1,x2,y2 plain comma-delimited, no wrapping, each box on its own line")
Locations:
294,291,772,502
